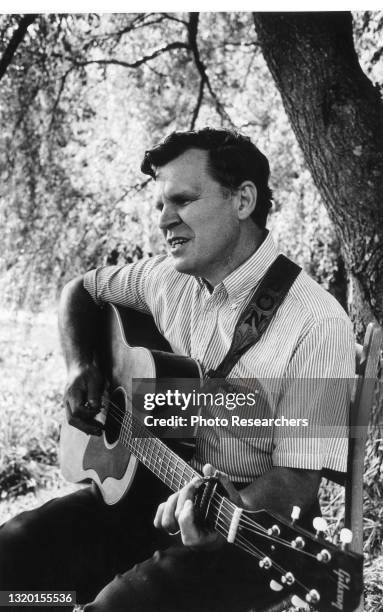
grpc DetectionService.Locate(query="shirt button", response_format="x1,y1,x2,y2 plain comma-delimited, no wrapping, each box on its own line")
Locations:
230,303,238,310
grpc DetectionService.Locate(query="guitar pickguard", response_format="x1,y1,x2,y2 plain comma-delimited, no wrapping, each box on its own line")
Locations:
83,436,132,483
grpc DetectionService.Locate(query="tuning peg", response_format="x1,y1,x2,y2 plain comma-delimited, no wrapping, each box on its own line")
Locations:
316,548,331,563
305,589,320,604
259,556,272,570
313,517,328,537
281,571,295,586
339,528,353,549
291,506,301,524
269,580,283,592
291,595,310,610
267,524,281,537
291,536,305,549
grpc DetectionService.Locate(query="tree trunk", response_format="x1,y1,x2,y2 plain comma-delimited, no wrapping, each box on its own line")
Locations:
0,14,37,82
253,12,383,335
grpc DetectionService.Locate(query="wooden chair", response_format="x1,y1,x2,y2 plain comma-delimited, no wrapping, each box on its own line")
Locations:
258,322,383,612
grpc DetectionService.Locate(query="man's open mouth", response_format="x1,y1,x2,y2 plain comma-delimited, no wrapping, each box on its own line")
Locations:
168,237,190,247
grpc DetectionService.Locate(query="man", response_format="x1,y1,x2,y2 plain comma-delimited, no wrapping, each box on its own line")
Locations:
0,128,354,611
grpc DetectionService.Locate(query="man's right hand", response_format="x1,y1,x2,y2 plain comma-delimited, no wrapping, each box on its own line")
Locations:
64,363,105,436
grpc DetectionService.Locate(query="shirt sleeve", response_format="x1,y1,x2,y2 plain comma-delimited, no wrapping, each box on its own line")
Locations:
272,317,355,473
83,254,169,314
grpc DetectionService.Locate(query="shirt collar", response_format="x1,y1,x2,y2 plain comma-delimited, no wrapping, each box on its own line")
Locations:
196,231,279,302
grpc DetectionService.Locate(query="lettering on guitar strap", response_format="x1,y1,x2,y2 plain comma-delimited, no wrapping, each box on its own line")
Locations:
331,568,351,610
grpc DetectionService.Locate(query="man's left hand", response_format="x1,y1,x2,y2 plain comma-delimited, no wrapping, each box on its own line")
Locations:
153,464,242,549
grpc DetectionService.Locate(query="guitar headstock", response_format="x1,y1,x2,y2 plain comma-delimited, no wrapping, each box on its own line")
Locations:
238,508,363,611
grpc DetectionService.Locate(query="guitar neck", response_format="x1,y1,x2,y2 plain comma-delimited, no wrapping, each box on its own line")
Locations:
119,410,235,539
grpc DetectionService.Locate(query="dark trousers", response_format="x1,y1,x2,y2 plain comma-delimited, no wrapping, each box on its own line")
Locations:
0,477,316,612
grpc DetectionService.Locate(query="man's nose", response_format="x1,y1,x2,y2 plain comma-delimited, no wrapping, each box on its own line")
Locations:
158,202,182,232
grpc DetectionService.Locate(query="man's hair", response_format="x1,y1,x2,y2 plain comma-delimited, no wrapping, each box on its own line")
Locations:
141,127,273,229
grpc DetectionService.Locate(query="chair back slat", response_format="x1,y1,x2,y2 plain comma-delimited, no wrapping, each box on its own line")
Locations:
345,323,383,556
321,325,382,493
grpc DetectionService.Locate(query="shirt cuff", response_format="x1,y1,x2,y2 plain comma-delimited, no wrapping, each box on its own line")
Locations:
272,438,348,473
83,269,102,306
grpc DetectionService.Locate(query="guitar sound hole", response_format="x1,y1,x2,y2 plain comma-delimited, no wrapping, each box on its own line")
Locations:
104,388,126,445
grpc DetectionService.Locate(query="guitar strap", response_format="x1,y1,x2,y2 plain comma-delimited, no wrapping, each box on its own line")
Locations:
205,254,301,379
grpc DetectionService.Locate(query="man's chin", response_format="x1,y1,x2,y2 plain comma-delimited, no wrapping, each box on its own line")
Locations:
171,257,195,276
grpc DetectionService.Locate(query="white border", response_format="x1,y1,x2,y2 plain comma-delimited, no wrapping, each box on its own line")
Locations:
2,3,382,14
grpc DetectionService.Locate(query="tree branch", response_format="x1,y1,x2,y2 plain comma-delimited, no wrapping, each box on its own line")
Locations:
84,14,172,48
190,77,205,130
113,178,151,207
48,69,70,131
161,13,189,26
57,41,189,72
146,63,167,79
187,13,234,127
0,14,37,82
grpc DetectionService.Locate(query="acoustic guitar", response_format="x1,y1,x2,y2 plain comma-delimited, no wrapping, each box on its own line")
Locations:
60,304,363,611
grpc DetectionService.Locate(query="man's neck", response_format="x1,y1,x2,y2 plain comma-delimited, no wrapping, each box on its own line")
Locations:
202,227,267,291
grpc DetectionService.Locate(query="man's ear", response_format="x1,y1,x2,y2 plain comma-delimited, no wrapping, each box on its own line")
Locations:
236,181,257,220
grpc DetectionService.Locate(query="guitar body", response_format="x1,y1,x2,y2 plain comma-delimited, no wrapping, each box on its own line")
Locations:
60,304,201,504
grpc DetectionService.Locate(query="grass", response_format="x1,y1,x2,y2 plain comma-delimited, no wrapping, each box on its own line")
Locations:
0,308,76,522
0,308,382,610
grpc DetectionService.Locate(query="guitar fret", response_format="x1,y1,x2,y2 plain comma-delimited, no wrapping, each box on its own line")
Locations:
142,436,149,464
165,450,175,491
179,463,188,488
170,455,177,491
123,413,133,449
144,439,152,467
155,440,166,480
148,437,156,474
156,443,165,482
169,457,177,490
175,460,183,489
149,440,160,478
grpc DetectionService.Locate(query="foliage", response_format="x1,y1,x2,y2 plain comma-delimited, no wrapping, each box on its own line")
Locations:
3,12,381,308
353,11,383,87
0,309,65,514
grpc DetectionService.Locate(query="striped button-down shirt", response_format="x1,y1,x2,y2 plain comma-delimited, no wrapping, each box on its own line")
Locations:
84,233,354,482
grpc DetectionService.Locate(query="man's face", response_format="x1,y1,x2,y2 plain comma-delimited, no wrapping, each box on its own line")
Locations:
155,148,241,285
